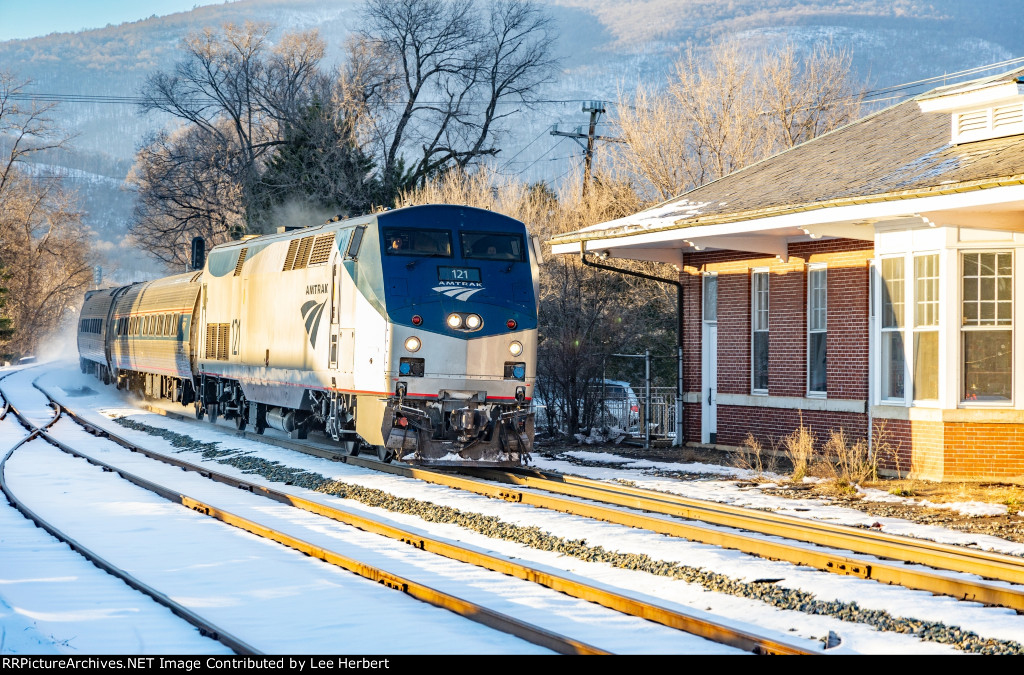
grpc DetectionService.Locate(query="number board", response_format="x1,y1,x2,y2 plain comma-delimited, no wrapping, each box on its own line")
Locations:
437,267,481,282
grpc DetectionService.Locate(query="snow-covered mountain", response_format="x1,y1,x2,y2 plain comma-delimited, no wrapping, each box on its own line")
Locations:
1,0,1020,275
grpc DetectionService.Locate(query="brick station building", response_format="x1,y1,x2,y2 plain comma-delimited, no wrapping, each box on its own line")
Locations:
549,69,1024,482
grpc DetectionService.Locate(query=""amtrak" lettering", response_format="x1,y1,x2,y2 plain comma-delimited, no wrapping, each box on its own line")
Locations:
306,283,328,295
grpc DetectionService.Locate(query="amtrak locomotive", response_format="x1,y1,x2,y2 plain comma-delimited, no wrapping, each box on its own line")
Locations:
77,204,539,465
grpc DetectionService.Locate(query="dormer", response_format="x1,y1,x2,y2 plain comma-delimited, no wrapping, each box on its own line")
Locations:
918,78,1024,144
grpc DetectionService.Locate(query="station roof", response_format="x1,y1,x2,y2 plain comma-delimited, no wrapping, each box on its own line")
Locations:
549,67,1024,264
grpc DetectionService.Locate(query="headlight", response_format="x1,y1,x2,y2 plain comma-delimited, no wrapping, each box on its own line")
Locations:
465,314,482,329
509,341,523,357
447,313,463,329
404,336,421,352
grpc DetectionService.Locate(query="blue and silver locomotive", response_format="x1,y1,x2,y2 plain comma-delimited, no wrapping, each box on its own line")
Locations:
78,204,539,465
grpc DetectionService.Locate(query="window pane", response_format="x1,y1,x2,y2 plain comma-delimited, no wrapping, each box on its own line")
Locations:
914,254,939,327
703,275,717,322
913,331,938,400
881,330,905,400
809,332,827,393
753,331,769,390
808,268,826,332
964,330,1012,401
881,258,904,329
383,228,453,257
460,231,526,261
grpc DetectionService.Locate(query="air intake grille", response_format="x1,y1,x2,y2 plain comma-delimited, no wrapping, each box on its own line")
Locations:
205,323,230,360
233,248,248,276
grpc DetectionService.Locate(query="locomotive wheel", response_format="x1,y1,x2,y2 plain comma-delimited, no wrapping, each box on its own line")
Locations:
375,445,394,463
234,410,246,431
338,440,359,456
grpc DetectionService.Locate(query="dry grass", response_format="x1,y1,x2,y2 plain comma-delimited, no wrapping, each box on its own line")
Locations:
734,432,778,477
781,419,815,481
819,428,877,486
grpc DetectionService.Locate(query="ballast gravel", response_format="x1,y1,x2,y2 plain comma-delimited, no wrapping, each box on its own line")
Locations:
112,416,1024,655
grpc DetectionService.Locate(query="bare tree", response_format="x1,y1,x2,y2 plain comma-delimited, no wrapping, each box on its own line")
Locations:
133,23,330,253
357,0,557,200
0,72,91,359
129,122,247,268
612,40,862,202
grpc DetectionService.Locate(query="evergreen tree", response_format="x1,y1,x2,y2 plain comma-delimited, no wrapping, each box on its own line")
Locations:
254,99,381,225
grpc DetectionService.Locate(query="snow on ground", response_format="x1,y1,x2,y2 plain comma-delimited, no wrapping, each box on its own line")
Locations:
539,452,1024,557
4,362,1024,654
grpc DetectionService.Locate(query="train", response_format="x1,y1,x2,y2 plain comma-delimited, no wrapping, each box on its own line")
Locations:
77,204,539,466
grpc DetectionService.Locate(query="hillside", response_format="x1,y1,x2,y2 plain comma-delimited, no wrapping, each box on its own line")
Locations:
0,0,1020,278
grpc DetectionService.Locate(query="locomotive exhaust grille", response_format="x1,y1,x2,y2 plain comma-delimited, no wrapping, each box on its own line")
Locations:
206,323,230,360
308,234,335,266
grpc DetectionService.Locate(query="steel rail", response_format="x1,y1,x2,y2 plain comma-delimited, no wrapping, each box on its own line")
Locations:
30,398,613,655
57,396,818,655
468,466,1024,585
0,396,258,655
377,463,1024,611
58,407,815,655
131,399,1024,610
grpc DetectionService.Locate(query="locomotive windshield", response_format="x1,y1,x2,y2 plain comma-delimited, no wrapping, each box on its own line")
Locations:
460,231,525,262
383,228,452,257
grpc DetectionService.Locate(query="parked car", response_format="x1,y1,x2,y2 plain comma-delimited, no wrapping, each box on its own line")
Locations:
532,378,640,433
590,379,641,430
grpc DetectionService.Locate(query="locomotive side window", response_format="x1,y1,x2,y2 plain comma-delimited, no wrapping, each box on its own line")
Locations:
460,232,525,262
382,228,453,257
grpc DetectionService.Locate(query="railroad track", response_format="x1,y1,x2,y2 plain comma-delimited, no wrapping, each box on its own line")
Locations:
0,379,259,655
133,396,1024,612
4,374,817,655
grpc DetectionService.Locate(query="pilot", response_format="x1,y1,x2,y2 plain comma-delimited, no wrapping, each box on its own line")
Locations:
391,237,403,250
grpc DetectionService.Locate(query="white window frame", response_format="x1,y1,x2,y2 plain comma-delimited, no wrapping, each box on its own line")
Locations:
751,268,769,394
960,249,1014,406
912,253,940,402
878,255,908,404
807,264,827,396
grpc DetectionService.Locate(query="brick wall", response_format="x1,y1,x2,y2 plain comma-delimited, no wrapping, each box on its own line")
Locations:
678,239,872,450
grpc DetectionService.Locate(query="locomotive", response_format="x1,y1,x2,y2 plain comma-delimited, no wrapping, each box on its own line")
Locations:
77,204,539,465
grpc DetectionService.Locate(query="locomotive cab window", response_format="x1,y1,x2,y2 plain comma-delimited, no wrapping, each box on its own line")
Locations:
460,232,525,261
383,228,452,257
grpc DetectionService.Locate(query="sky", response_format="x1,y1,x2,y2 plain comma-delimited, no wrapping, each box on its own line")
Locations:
2,361,1022,654
0,0,227,42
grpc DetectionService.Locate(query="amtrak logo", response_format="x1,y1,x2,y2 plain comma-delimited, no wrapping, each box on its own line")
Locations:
300,300,326,347
433,285,484,301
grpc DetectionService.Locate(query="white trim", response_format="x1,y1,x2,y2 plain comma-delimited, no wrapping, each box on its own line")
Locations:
717,393,865,414
549,184,1024,257
872,405,1024,423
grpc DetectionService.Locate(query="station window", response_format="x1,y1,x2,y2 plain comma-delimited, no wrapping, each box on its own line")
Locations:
913,254,939,400
751,270,769,392
880,257,906,401
962,252,1012,402
807,265,827,394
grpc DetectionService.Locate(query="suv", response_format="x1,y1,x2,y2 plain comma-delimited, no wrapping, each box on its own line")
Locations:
589,379,640,430
533,378,640,432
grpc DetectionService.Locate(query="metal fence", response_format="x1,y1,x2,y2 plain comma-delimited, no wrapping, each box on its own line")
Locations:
533,385,679,442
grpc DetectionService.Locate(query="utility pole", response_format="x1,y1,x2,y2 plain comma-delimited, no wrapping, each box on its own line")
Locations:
550,101,621,198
